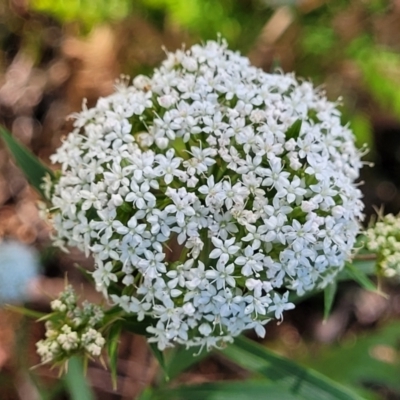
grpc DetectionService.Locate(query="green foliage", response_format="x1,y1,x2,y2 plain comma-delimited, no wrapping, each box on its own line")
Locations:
0,126,53,199
149,343,169,381
350,114,374,151
29,0,131,30
27,0,271,49
220,336,363,400
138,0,270,50
357,50,400,119
106,321,122,389
123,315,157,337
6,305,46,319
323,282,337,321
166,345,209,381
301,26,336,57
303,322,400,396
364,0,389,15
64,357,95,400
343,262,379,294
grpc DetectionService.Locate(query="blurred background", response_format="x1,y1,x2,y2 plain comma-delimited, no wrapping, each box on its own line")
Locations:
2,0,400,399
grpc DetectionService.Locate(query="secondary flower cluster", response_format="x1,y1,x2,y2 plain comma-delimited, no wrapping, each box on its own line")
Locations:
36,285,105,364
366,213,400,277
43,39,364,350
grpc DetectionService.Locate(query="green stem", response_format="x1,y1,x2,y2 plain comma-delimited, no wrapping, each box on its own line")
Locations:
353,253,377,261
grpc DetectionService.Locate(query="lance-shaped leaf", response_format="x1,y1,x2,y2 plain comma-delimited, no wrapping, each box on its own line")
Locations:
64,357,94,400
107,321,122,389
166,345,209,381
344,263,378,293
0,126,53,198
219,336,364,400
6,305,46,319
149,343,169,381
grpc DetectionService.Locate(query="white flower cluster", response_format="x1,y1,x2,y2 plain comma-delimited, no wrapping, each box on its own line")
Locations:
36,286,105,364
44,39,363,350
366,214,400,277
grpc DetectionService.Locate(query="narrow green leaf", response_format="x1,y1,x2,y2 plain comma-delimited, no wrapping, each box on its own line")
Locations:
107,321,122,389
344,263,377,292
149,343,169,381
167,345,209,381
220,336,364,400
75,264,95,283
338,259,376,281
64,357,94,400
0,126,53,198
146,380,309,400
323,282,337,321
6,304,46,319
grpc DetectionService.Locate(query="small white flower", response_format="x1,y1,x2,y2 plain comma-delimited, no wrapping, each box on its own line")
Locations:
209,237,240,262
268,292,295,320
235,246,264,277
92,260,118,289
205,260,236,289
155,149,183,184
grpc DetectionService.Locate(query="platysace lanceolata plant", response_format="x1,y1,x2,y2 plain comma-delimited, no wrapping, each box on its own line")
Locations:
42,39,364,351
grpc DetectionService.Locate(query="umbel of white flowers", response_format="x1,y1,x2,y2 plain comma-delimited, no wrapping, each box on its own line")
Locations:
36,285,105,364
366,213,400,278
43,39,364,351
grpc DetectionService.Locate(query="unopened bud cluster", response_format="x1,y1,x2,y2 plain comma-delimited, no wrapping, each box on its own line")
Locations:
36,285,105,364
366,214,400,277
43,39,363,350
